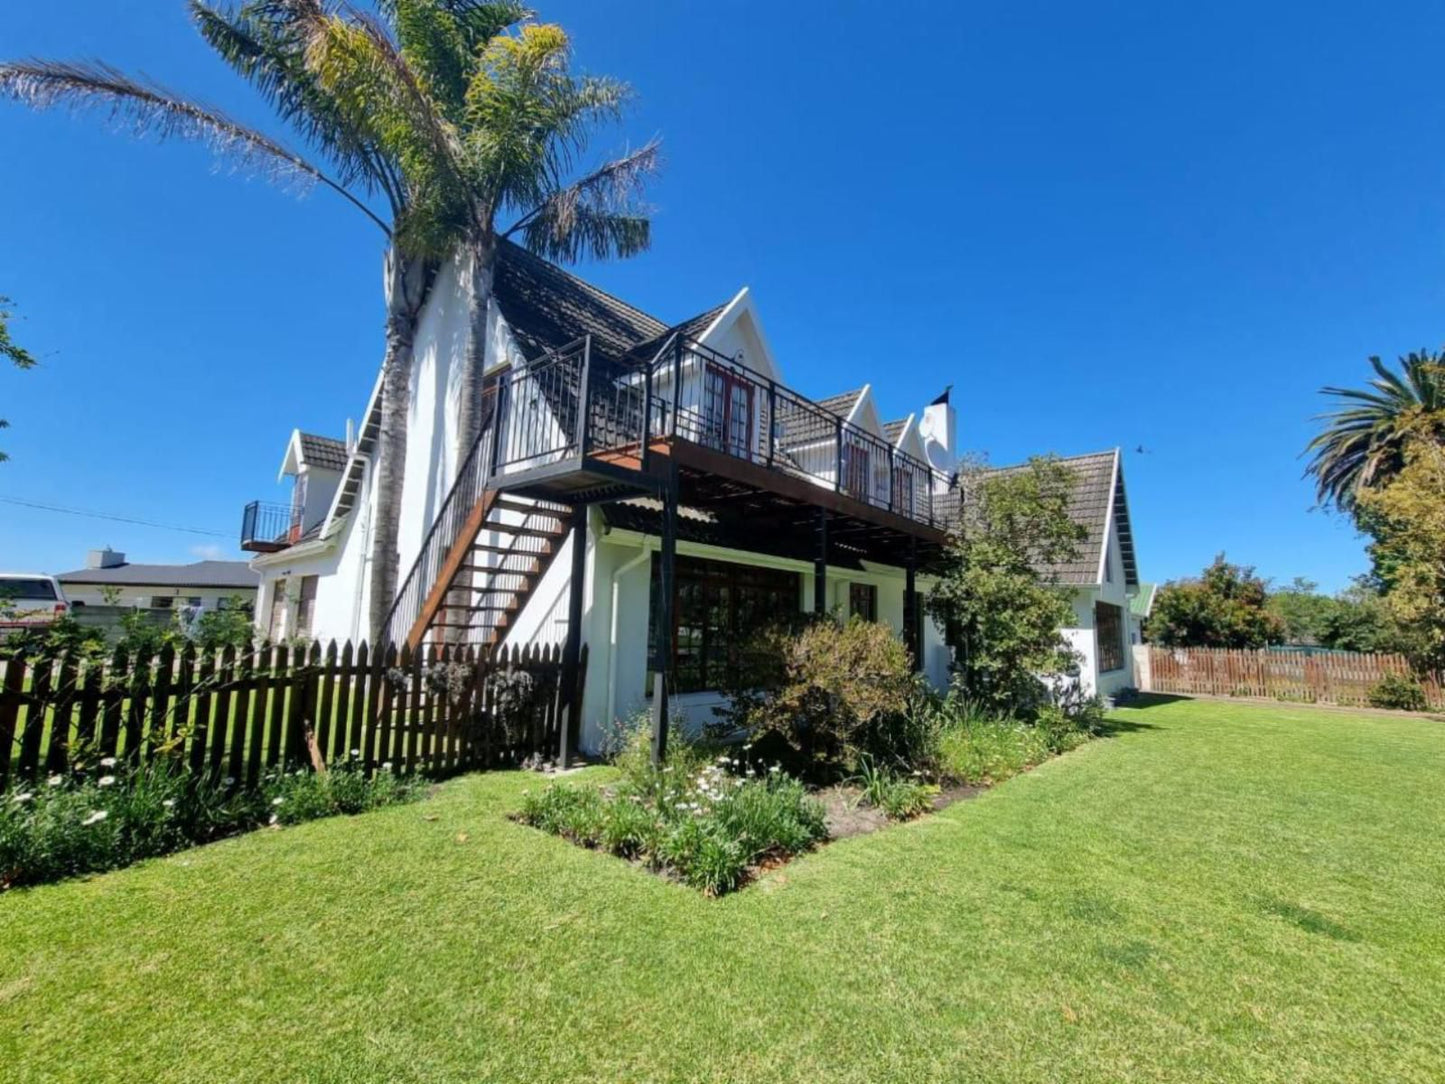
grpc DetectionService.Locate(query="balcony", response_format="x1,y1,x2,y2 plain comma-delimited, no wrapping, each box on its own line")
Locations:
239,500,303,554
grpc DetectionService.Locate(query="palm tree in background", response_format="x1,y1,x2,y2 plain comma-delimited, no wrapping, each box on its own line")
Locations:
1305,350,1445,518
303,4,659,452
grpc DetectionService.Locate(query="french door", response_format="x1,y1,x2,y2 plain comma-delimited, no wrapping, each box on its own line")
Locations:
702,363,754,458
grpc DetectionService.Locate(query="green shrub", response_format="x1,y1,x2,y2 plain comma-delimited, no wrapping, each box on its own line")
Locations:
1367,673,1429,712
517,739,828,896
0,758,420,890
715,617,915,775
854,755,938,820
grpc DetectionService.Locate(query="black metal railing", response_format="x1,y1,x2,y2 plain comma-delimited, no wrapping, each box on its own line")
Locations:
644,335,949,527
380,331,952,645
240,500,303,552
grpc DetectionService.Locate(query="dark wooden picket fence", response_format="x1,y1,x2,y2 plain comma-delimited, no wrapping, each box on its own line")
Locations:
0,639,586,794
1146,646,1443,709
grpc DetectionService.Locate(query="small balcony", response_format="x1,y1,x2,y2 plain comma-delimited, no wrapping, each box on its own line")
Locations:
240,500,303,554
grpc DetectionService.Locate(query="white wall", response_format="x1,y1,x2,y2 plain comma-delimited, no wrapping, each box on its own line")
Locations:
1064,517,1135,700
578,531,949,754
64,584,256,610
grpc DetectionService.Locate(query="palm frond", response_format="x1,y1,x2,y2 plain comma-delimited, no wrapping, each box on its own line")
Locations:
190,0,401,209
0,57,390,234
1304,349,1445,513
503,138,659,262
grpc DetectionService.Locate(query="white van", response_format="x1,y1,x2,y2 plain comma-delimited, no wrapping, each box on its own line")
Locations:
0,573,71,628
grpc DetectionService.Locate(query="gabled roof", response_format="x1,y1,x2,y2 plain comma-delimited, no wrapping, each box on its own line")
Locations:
58,560,258,589
625,303,730,362
1130,582,1157,619
977,449,1138,588
780,388,865,447
299,433,347,471
881,418,908,445
493,240,667,364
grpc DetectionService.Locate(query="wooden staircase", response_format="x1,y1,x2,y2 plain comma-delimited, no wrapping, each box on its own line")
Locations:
406,494,574,650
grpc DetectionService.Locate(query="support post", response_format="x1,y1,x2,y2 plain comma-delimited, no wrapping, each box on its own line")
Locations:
649,477,677,765
576,336,593,454
814,508,828,615
558,507,589,768
905,537,920,672
670,336,683,438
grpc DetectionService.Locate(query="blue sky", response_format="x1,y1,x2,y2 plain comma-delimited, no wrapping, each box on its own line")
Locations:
4,1,1444,591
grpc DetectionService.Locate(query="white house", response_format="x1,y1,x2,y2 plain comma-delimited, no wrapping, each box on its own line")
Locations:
982,449,1142,700
57,549,258,611
241,242,1140,752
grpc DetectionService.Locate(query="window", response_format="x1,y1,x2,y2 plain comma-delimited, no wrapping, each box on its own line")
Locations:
150,596,174,610
295,576,319,638
892,465,916,516
0,577,58,601
702,363,754,458
647,555,800,694
841,439,870,499
849,582,877,623
268,579,288,641
1095,601,1124,673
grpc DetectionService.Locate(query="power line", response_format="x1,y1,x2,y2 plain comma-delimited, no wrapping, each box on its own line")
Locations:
0,495,232,538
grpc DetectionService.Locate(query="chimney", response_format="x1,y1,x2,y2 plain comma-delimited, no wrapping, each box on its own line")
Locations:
87,548,125,570
919,386,956,477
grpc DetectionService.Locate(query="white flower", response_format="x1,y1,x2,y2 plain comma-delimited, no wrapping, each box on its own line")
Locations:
162,799,176,809
47,774,62,787
769,765,781,774
224,776,236,786
734,779,744,787
382,761,393,771
12,792,33,803
351,749,361,757
99,757,116,768
98,776,116,787
272,797,285,806
82,810,108,826
745,768,755,777
268,814,279,826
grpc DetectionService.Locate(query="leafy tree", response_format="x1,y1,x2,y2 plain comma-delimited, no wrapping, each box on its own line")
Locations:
1147,556,1284,649
1318,577,1406,654
927,457,1086,713
1356,425,1445,669
0,294,37,462
1266,577,1336,645
1304,350,1445,518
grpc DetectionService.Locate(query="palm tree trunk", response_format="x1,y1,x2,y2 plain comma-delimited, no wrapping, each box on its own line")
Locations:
457,236,497,459
368,246,430,644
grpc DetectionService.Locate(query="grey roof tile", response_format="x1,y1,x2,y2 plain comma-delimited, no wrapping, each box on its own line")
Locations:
493,240,666,364
971,450,1137,587
299,432,348,471
58,560,258,589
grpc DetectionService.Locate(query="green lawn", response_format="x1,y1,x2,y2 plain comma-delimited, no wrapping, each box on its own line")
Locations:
2,696,1443,1082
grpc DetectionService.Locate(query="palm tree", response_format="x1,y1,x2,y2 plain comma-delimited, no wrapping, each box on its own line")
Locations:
1305,351,1445,516
0,1,430,642
303,6,660,454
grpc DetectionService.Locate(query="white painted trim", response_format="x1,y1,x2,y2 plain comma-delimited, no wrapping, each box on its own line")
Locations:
1094,448,1122,585
697,288,782,381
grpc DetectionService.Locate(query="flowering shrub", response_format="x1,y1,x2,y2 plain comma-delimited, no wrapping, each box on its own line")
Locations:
518,752,826,896
0,755,420,890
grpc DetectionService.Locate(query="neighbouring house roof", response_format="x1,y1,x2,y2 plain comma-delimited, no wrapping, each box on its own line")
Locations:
58,560,259,590
1130,582,1157,619
299,432,348,471
975,449,1138,588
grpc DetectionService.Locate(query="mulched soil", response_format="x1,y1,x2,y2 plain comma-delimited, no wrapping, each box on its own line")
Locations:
817,782,986,841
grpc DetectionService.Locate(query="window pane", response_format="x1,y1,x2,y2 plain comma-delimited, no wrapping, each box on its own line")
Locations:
0,578,57,601
1095,601,1124,672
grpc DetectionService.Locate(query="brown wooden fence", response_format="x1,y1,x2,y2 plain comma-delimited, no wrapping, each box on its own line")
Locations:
1146,646,1443,709
0,639,586,794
